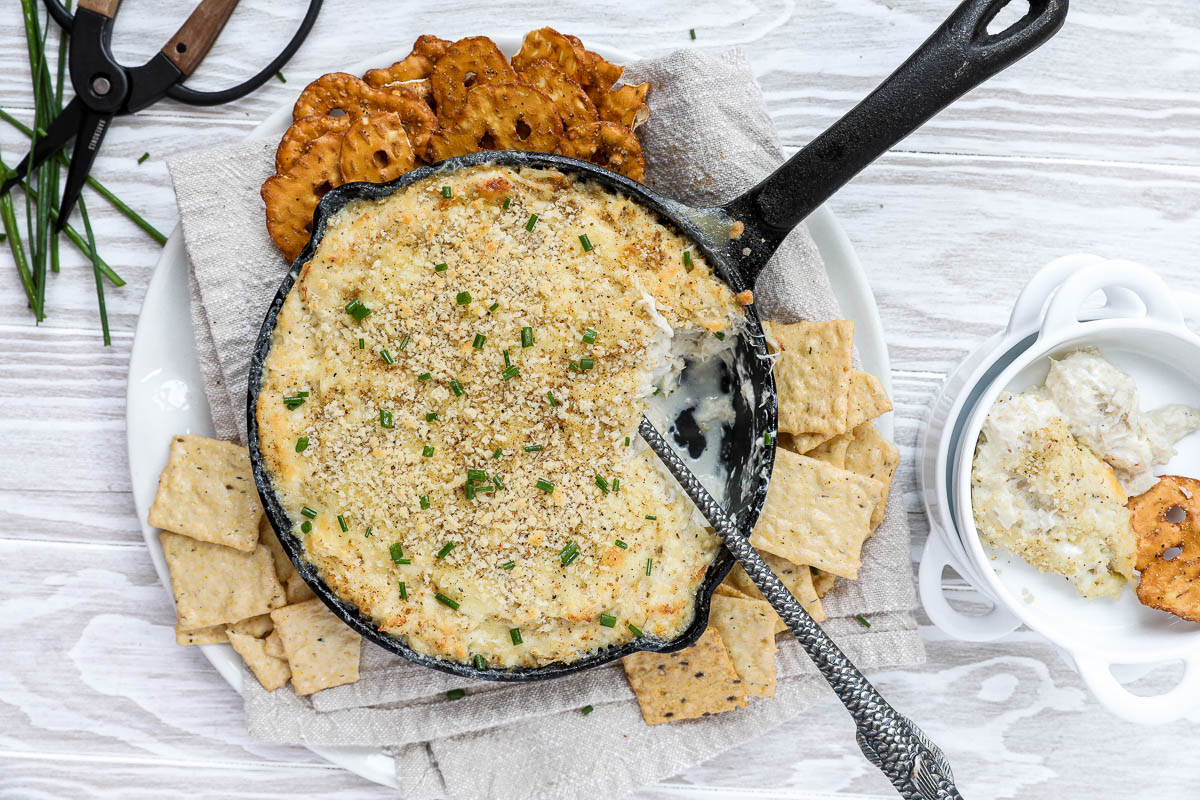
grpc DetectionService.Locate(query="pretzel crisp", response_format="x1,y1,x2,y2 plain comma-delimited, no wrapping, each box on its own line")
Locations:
261,132,343,262
430,83,563,162
511,27,584,82
597,81,651,129
517,58,598,128
340,112,417,184
430,37,518,126
363,35,452,85
292,73,437,156
559,121,645,182
275,114,351,174
1128,475,1200,622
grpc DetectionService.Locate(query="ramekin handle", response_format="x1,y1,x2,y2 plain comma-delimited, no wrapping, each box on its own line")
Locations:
1040,261,1184,341
919,532,1021,641
1005,254,1106,335
1074,650,1200,725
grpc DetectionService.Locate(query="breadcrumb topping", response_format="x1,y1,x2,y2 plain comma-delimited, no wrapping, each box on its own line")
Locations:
258,164,743,667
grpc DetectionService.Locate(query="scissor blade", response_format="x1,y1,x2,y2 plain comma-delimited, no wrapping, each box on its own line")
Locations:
0,98,85,198
55,109,114,233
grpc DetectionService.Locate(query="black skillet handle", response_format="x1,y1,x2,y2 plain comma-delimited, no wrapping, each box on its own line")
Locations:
723,0,1067,282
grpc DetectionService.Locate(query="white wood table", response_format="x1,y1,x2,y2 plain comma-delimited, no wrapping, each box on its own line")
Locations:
2,1,1198,797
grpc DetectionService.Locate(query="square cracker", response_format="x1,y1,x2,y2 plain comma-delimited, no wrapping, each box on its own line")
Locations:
844,421,900,529
148,435,263,552
260,515,295,583
707,595,777,697
726,555,826,633
264,629,287,660
802,431,853,469
622,628,747,724
270,599,360,695
175,623,228,646
787,371,891,452
227,614,274,638
161,533,286,631
286,571,317,604
750,449,882,579
228,631,292,691
764,320,853,437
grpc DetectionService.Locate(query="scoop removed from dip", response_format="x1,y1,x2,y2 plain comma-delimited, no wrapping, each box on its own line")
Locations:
256,164,746,668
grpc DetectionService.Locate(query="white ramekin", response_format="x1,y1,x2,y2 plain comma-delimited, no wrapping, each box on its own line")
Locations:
920,255,1200,724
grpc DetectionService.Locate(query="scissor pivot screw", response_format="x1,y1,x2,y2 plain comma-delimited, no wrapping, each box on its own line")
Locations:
92,77,112,96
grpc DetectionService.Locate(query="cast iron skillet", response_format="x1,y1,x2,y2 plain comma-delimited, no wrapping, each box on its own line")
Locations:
249,0,1063,764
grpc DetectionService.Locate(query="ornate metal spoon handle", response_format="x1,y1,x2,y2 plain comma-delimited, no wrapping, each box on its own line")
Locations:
640,418,963,800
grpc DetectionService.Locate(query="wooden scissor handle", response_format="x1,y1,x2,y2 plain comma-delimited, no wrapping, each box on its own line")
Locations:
161,0,239,77
78,0,122,18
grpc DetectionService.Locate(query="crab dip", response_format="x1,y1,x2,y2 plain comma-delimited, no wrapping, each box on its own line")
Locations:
256,164,747,668
972,348,1200,599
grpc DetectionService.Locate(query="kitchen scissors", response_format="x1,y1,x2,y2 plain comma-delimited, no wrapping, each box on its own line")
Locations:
0,0,323,231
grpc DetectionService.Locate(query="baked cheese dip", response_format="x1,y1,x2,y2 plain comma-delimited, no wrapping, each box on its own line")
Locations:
257,164,746,668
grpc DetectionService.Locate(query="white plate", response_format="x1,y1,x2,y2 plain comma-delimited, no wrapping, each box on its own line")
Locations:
126,37,889,788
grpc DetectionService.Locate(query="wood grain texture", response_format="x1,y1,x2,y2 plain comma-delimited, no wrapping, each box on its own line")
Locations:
1,1,1198,798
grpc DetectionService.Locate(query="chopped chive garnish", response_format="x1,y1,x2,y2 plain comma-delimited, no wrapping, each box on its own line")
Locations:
509,627,523,645
501,560,516,570
442,186,452,198
653,387,661,395
381,349,394,364
689,28,696,39
764,432,774,446
337,514,349,532
536,478,555,493
472,333,486,350
645,558,653,576
569,361,579,372
137,152,150,164
344,299,372,321
645,515,657,520
579,234,593,252
502,197,511,210
625,436,631,447
473,654,486,670
525,444,543,452
683,250,693,267
419,494,430,509
426,412,438,421
358,338,365,349
380,409,394,428
627,622,644,637
301,520,312,534
612,478,620,493
493,475,505,491
437,542,456,558
521,326,533,347
580,704,594,715
493,447,503,459
398,581,407,599
715,331,725,340
547,390,559,406
456,291,472,306
436,593,460,610
615,539,628,549
488,301,499,312
501,365,519,381
503,349,512,368
364,526,372,538
276,70,287,82
301,506,318,519
582,327,598,344
464,481,476,501
389,543,404,563
418,372,432,382
855,614,871,628
595,475,609,493
450,378,465,396
525,213,538,231
560,541,579,566
395,558,412,564
467,468,488,482
579,357,595,371
599,613,616,627
399,334,410,350
295,436,309,453
422,445,435,457
434,262,448,272
284,396,306,409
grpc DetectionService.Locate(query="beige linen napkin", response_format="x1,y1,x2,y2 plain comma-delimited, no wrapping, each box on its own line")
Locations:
168,48,923,800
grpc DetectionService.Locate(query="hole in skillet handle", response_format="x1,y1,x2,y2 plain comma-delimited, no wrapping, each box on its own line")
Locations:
245,151,778,681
